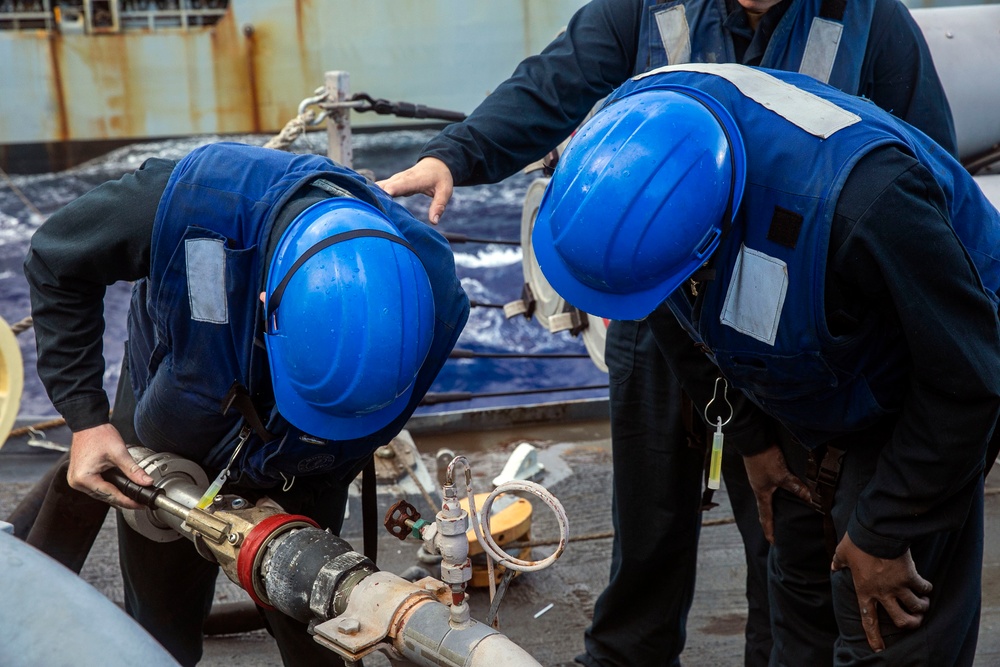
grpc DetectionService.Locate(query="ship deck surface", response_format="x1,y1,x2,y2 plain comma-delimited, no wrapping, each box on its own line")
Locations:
2,410,999,667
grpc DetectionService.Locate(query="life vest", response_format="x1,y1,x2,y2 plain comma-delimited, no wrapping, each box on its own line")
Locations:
127,142,468,485
618,65,1000,446
634,0,873,94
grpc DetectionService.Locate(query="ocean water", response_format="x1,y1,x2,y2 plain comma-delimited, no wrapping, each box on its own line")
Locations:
0,130,608,419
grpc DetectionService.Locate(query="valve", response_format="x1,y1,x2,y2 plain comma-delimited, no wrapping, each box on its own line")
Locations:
383,494,472,621
98,446,544,666
383,500,429,540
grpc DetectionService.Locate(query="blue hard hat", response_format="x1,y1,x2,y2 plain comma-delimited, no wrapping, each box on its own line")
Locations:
532,85,746,321
264,197,435,440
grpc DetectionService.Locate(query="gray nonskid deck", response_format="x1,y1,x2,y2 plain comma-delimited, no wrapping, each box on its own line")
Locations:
2,421,998,666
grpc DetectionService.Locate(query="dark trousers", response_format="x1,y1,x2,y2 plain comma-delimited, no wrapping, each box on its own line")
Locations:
770,433,983,667
117,477,353,667
579,319,772,667
112,351,356,667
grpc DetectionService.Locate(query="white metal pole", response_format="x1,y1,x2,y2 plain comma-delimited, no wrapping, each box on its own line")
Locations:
325,70,353,169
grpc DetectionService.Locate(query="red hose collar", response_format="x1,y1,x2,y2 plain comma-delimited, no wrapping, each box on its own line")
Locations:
236,513,319,609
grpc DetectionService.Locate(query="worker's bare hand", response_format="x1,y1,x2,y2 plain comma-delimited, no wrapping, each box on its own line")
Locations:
831,533,932,653
376,157,454,224
68,423,153,510
743,444,812,543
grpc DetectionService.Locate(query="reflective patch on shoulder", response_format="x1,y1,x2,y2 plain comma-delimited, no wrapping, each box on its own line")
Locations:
720,245,788,346
185,238,228,324
634,63,860,138
799,18,843,84
654,5,692,66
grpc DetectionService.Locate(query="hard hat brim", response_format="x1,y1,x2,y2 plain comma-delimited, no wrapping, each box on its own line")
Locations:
529,82,745,323
532,209,709,322
269,359,416,441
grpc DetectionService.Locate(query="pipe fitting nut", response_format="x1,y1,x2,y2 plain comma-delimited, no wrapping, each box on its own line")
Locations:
437,515,468,536
441,560,472,585
336,617,361,636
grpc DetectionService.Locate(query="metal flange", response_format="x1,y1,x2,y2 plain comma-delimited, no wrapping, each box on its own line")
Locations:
121,447,210,542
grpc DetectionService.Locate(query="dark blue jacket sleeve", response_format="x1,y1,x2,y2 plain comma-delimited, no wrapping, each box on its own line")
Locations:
832,149,1000,557
421,0,957,184
419,0,643,185
859,0,957,157
23,158,172,431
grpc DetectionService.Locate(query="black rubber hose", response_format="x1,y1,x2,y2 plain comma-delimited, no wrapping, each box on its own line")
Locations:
4,454,65,538
262,526,374,623
17,454,110,574
202,601,266,636
450,348,590,360
440,231,519,246
102,468,163,506
420,384,609,406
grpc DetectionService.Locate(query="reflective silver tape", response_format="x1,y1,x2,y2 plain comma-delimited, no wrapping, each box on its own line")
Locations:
720,244,788,346
185,238,228,324
654,5,692,65
635,63,861,138
799,17,843,84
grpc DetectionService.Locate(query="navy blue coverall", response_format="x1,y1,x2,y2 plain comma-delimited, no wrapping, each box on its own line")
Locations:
24,148,469,667
417,0,956,665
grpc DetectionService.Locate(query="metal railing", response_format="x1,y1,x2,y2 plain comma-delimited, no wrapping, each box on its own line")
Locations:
0,0,228,32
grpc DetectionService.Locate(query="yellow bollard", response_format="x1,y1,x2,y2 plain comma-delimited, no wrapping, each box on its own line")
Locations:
0,316,24,449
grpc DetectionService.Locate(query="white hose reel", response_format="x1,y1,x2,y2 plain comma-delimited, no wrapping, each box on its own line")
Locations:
507,177,610,373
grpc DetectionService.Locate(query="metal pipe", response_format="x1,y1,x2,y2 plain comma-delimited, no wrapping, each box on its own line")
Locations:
151,493,195,522
103,448,543,666
326,70,353,168
397,600,540,667
420,384,609,406
313,571,543,667
114,447,210,543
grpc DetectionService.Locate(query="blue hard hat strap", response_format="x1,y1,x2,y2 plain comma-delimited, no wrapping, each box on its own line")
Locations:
265,229,417,329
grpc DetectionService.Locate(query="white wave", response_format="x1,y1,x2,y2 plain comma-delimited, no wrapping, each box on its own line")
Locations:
452,247,522,269
5,131,609,417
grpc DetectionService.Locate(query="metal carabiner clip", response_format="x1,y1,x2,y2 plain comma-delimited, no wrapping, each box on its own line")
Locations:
704,377,733,427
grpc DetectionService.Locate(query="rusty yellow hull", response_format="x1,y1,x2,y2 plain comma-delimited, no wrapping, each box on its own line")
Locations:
0,0,588,146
